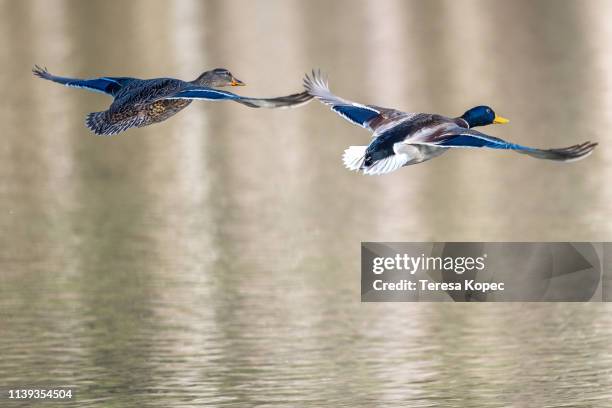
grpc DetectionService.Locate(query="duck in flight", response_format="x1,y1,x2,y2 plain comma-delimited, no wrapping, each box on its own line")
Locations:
304,70,597,175
33,65,312,136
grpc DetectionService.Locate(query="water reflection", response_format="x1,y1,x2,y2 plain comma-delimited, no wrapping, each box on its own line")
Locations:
0,0,611,406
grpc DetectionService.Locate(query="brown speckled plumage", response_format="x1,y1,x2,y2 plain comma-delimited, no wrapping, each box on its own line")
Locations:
33,66,312,135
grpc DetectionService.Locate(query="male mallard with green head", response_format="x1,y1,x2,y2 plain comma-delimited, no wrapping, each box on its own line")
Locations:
33,66,312,136
304,70,597,175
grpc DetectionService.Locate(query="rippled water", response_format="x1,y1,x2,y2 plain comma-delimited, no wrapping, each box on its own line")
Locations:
1,0,612,406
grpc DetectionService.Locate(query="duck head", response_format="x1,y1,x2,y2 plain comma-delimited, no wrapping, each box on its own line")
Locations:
460,106,509,127
193,68,245,87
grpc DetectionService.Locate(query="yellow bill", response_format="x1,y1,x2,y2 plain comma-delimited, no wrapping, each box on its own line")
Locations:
493,115,510,124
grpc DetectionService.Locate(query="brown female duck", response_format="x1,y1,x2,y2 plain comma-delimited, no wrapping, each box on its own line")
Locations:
33,66,311,135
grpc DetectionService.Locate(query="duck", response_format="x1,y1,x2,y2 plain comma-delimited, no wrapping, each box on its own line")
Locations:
303,70,597,175
33,65,312,136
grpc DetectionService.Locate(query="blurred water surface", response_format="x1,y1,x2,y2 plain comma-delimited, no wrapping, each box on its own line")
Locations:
1,0,612,406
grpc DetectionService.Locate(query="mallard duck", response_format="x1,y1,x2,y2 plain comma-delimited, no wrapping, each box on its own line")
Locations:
33,65,312,136
304,70,597,175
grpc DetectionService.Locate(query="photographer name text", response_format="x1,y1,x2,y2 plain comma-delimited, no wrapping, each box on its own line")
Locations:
372,279,504,292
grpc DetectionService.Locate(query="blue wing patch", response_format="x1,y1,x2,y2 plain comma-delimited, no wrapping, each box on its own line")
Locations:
166,88,240,101
437,135,509,148
436,133,537,152
332,105,381,128
66,78,125,94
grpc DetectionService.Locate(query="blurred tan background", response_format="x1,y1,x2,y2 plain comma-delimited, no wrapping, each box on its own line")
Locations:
1,0,611,406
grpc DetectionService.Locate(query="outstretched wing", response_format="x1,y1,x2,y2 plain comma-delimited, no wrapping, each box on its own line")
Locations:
33,65,133,96
163,86,312,109
426,128,597,162
303,70,392,131
514,141,597,162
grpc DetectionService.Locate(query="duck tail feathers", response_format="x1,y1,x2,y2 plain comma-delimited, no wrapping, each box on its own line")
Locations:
85,111,145,136
85,111,119,136
342,145,367,171
343,146,410,175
